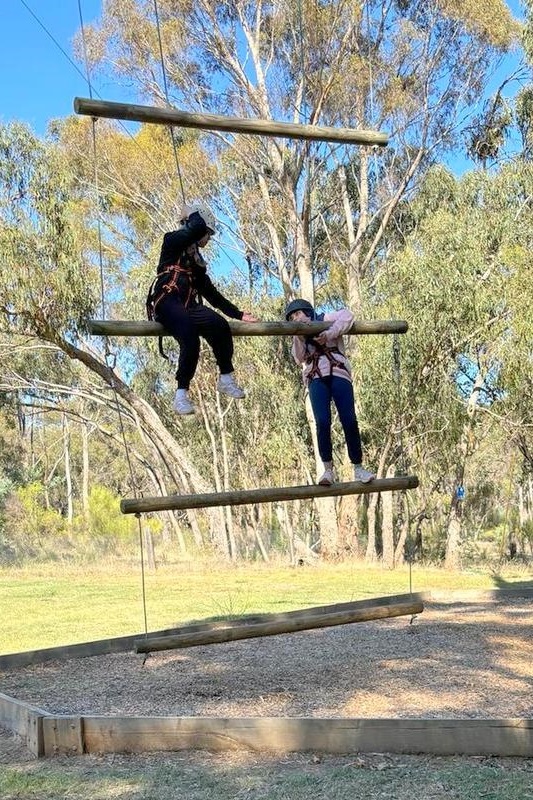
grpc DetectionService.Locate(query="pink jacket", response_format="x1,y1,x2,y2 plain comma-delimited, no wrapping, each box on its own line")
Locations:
291,309,354,385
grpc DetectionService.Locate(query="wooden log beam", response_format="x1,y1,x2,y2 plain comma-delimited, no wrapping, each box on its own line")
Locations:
74,97,389,147
134,592,424,642
121,475,419,514
87,319,408,337
135,599,423,652
134,593,423,651
80,715,533,757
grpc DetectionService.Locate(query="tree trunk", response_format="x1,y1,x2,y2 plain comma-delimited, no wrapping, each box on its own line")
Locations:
444,370,485,568
394,494,410,567
145,462,188,556
381,464,395,569
198,393,233,560
365,434,393,562
337,494,360,556
304,393,339,557
62,413,74,525
51,331,227,540
365,493,379,562
216,393,237,560
81,419,90,518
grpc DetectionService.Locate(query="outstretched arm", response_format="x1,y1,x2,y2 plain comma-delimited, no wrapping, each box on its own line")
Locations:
201,274,258,321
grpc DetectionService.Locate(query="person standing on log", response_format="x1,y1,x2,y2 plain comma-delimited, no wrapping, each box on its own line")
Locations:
285,298,375,486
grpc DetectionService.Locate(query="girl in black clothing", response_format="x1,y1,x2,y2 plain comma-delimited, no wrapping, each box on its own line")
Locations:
147,202,257,414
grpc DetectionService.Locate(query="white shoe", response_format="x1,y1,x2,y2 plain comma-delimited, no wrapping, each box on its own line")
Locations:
173,388,195,415
217,372,245,399
354,465,376,483
318,468,335,486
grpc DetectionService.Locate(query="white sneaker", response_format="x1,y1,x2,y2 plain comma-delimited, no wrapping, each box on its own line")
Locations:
217,372,245,399
318,468,335,486
173,388,195,415
354,465,376,483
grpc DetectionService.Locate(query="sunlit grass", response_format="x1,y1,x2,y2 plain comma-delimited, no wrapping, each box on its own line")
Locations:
1,752,532,800
0,559,530,654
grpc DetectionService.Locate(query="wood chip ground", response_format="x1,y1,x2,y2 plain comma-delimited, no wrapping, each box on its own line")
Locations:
1,600,532,721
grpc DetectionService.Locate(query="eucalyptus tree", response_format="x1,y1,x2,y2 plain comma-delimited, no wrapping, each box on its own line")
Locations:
82,0,519,309
360,160,533,567
73,0,520,559
0,121,237,556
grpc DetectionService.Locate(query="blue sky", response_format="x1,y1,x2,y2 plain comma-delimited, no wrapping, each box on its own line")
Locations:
1,0,526,138
1,1,103,134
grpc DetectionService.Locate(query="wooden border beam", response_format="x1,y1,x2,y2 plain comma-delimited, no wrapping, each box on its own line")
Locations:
135,599,423,652
121,475,419,514
0,693,47,757
87,319,408,337
74,97,389,147
78,716,533,757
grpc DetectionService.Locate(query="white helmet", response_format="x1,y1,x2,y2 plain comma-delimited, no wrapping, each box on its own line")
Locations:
181,201,217,234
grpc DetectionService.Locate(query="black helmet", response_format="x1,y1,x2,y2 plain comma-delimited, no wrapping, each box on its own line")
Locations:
285,298,315,321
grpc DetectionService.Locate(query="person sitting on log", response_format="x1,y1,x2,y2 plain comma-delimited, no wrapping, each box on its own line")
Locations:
147,201,258,414
285,298,375,486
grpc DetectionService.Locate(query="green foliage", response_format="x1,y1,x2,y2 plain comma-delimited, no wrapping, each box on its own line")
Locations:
1,2,532,570
0,122,97,339
1,481,67,563
80,484,137,547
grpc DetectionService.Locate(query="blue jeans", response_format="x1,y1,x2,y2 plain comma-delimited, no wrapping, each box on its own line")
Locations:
308,376,363,464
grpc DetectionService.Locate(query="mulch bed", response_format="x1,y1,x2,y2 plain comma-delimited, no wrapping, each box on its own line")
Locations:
1,600,532,720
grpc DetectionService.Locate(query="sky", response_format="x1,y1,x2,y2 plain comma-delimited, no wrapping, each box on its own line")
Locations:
1,1,105,134
1,0,527,139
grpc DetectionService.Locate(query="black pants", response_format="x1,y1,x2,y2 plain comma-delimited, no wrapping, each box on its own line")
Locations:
155,294,234,389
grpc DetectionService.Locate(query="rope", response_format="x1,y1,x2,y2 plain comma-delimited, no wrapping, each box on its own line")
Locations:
77,0,149,640
297,0,316,303
153,0,186,204
365,3,382,187
392,331,417,610
19,0,166,179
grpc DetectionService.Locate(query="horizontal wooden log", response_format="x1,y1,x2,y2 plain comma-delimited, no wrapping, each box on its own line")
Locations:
80,715,533,757
134,592,424,644
87,319,408,337
121,475,419,514
74,97,388,146
135,600,423,652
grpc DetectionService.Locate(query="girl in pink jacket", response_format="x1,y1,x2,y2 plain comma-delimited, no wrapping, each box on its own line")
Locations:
285,299,375,487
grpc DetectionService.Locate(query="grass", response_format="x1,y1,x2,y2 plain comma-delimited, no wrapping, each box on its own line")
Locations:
1,558,531,655
1,750,532,800
2,560,532,797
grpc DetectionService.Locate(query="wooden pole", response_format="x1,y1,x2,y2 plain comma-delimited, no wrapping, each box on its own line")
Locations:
121,475,419,514
87,319,408,337
74,97,389,147
134,599,424,652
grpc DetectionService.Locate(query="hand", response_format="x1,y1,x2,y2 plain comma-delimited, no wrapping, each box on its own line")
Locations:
313,332,329,345
241,312,259,322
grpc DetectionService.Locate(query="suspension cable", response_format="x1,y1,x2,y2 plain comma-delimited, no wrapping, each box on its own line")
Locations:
153,0,186,204
361,4,415,601
19,0,169,182
77,0,149,639
296,0,315,302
